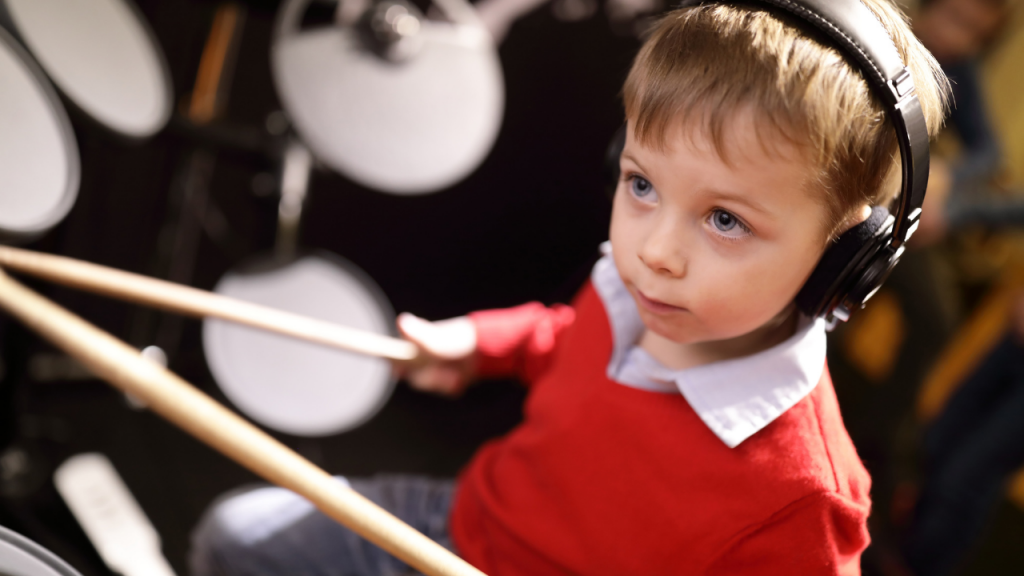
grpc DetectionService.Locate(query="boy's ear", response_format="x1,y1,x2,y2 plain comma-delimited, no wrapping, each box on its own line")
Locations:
796,205,894,320
834,204,873,238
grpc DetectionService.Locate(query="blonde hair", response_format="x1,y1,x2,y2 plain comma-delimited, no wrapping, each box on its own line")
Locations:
622,0,950,236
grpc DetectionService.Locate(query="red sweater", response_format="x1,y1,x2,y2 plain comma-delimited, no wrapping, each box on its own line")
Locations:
450,282,871,575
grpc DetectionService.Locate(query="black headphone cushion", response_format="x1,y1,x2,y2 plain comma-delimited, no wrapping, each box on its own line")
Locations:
795,205,891,316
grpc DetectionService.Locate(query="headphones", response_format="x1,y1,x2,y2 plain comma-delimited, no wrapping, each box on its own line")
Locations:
609,0,931,325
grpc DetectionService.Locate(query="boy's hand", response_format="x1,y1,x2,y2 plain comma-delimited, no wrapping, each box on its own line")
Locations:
395,313,478,396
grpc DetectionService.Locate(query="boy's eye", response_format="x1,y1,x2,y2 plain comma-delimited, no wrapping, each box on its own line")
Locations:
712,210,737,231
708,209,750,238
629,176,656,201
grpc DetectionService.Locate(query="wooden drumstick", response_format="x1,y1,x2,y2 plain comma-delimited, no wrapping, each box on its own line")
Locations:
0,268,483,576
0,245,418,362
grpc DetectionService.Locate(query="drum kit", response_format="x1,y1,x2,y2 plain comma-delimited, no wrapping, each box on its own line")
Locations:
0,0,583,573
203,141,401,437
0,26,78,242
0,0,658,572
0,0,509,435
0,523,84,576
0,0,174,139
0,0,174,238
271,0,505,194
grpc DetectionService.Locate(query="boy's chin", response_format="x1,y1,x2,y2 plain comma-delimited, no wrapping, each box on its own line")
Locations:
639,310,774,347
638,311,707,344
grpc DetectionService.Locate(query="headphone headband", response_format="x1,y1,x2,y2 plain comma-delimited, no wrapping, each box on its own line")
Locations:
676,0,930,246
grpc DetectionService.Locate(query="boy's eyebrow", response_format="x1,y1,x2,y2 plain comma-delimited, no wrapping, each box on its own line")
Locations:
619,149,646,173
702,188,773,216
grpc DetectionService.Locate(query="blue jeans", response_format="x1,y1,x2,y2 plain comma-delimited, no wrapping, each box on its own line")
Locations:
189,475,457,576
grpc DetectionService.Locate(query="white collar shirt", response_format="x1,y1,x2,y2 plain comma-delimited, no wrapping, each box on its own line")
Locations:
591,243,828,448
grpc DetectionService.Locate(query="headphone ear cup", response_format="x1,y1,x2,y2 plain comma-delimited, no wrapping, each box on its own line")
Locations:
796,206,892,318
604,124,627,199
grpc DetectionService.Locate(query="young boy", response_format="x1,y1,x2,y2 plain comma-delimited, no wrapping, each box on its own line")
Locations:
191,1,947,574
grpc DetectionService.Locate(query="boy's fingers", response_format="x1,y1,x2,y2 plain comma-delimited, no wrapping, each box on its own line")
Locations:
397,312,476,360
397,312,428,341
407,365,465,396
397,313,476,396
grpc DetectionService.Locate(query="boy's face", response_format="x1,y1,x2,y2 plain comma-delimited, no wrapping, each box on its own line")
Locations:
610,110,829,346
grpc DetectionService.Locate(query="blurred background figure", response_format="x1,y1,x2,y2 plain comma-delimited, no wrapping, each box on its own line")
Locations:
916,0,1006,187
904,1,1024,575
904,287,1024,576
913,0,1020,240
826,1,1024,575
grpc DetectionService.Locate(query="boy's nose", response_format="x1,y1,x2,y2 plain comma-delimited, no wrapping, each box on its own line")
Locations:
638,219,687,279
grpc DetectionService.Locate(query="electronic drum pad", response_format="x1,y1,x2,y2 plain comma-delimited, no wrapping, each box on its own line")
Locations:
0,27,79,241
203,254,398,437
0,0,173,139
0,525,83,576
271,0,505,194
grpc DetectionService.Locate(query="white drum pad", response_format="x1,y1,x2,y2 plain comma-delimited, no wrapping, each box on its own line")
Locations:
203,255,397,437
0,28,78,239
0,525,82,576
271,1,504,194
4,0,172,138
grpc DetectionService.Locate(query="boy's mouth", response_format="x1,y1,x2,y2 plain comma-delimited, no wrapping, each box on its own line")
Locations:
635,290,687,315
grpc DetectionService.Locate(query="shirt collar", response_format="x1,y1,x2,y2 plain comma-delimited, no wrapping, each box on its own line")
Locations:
591,243,827,448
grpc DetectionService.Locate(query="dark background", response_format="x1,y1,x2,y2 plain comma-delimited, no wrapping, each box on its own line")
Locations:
0,1,639,573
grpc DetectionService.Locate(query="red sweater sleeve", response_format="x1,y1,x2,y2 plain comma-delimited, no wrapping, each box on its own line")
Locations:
469,302,576,384
706,492,870,575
